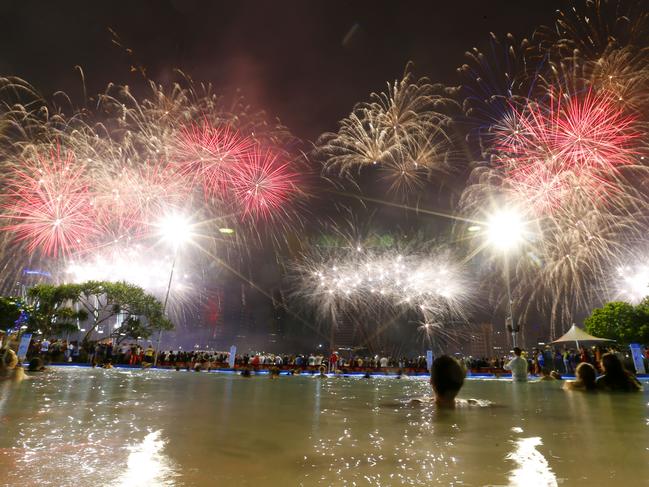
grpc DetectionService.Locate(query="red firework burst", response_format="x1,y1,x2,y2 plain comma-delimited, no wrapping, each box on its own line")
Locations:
230,149,300,218
493,90,641,211
1,147,96,256
174,121,254,197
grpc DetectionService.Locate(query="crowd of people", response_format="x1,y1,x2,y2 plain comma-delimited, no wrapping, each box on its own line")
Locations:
1,333,646,405
424,350,643,410
2,333,649,381
155,349,431,373
463,344,649,377
12,337,433,373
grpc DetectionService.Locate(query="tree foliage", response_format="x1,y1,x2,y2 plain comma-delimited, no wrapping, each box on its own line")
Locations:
26,284,87,336
26,281,173,342
0,296,23,330
584,300,649,344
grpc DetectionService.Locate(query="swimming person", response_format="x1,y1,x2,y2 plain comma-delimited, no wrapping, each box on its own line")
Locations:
429,355,466,408
504,347,528,382
596,353,642,392
563,362,597,392
0,348,25,382
537,368,555,381
409,355,467,408
26,357,46,372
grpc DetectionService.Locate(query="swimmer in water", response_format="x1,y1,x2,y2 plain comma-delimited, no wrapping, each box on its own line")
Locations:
26,357,46,372
0,348,25,382
410,355,492,409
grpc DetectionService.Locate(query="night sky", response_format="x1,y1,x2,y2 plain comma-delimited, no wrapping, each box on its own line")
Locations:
1,0,562,140
0,1,570,351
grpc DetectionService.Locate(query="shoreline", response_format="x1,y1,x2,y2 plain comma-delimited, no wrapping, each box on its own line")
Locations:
29,362,649,380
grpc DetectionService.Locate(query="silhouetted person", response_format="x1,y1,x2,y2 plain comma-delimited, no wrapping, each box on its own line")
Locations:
596,353,642,392
563,362,597,392
430,355,466,408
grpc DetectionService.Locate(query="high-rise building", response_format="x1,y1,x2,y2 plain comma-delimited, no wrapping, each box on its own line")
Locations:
466,323,495,358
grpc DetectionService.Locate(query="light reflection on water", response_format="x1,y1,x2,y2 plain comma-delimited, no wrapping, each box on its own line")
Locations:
0,369,647,486
117,430,176,486
507,436,557,487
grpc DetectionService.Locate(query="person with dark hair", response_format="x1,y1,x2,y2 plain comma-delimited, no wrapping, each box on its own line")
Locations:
430,355,466,408
27,357,46,372
504,347,528,382
596,353,642,392
563,362,597,392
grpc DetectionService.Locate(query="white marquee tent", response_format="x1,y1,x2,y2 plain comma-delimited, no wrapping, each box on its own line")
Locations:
550,324,614,349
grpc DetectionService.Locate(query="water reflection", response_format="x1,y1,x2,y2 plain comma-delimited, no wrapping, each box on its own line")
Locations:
1,369,647,485
507,436,557,487
117,430,176,486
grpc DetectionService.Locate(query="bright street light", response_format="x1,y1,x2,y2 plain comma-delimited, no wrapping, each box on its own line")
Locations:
157,213,194,249
485,209,526,251
484,207,527,348
153,212,193,367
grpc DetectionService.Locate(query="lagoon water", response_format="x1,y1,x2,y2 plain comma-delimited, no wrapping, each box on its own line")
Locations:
1,367,648,486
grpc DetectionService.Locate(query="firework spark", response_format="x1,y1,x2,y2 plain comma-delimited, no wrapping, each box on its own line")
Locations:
290,237,472,331
317,68,454,195
615,264,649,304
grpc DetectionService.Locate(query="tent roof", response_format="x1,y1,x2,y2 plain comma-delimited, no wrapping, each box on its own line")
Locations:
550,324,614,344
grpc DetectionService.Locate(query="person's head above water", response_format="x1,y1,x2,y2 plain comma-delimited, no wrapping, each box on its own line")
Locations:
575,362,597,390
600,352,624,376
598,352,641,391
430,355,465,408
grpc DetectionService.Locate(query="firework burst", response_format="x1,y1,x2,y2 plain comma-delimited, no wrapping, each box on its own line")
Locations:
230,149,301,219
0,146,96,256
289,234,472,334
317,68,455,196
615,263,649,304
173,121,255,198
0,72,308,307
491,90,643,213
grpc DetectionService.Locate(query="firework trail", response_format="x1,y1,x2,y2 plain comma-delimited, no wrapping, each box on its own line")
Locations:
317,67,457,196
